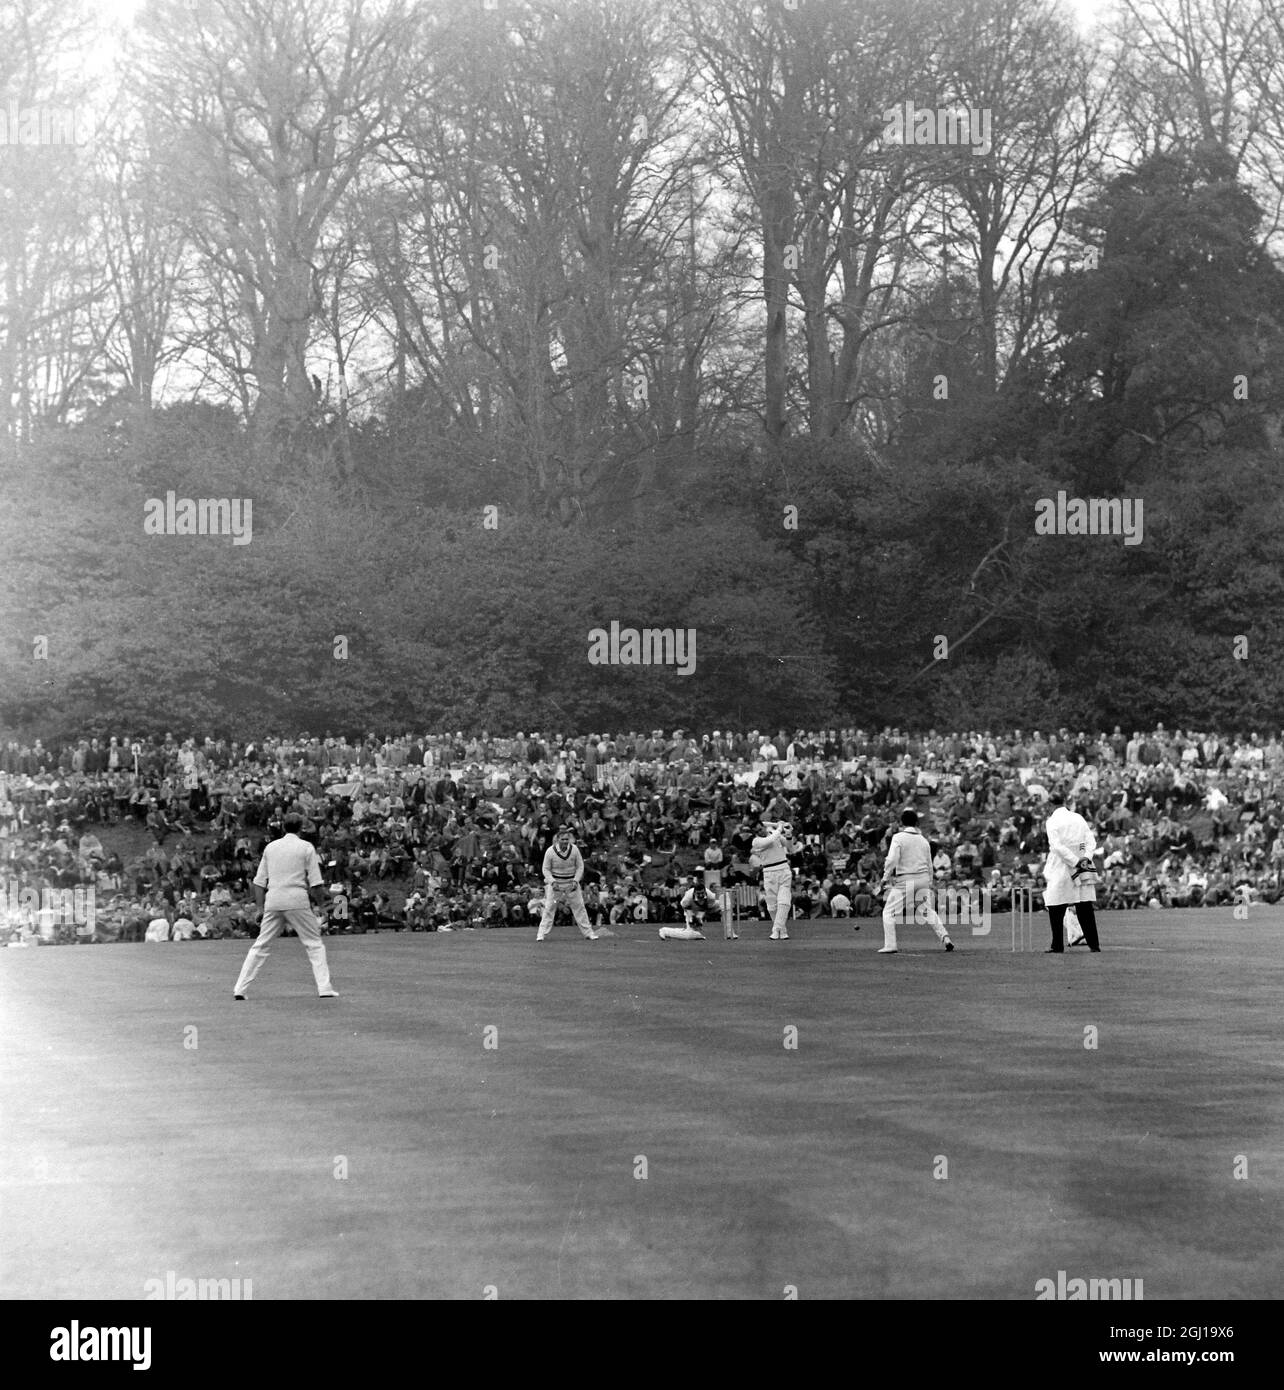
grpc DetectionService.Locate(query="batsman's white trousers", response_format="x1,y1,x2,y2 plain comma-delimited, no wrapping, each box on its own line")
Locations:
234,907,334,995
538,882,593,938
881,875,948,950
762,863,793,935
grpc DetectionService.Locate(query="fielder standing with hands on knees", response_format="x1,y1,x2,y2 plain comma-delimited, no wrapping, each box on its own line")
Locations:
233,813,338,1000
1042,789,1102,953
536,825,599,942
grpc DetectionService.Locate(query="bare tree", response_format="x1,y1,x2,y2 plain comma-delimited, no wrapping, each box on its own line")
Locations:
687,0,961,440
361,0,718,514
937,0,1106,392
127,0,421,465
0,0,103,446
91,107,190,419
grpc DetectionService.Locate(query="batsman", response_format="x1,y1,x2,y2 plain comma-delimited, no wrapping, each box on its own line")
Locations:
536,825,599,942
751,817,796,940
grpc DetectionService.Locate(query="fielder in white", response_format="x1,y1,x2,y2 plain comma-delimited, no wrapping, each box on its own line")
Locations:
234,814,338,999
537,826,599,941
879,809,953,954
1042,790,1102,952
751,818,795,940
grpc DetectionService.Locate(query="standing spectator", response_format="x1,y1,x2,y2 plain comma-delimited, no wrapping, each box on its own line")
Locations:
702,839,725,894
453,818,481,883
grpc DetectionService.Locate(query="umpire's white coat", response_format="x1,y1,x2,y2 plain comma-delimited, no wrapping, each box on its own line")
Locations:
1042,805,1098,906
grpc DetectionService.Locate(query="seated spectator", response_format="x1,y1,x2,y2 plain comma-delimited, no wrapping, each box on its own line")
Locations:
953,837,979,879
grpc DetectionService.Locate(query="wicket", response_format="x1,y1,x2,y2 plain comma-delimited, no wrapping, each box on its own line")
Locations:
1010,883,1036,952
721,883,756,938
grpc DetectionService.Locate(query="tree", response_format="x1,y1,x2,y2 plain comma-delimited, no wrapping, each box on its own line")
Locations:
128,0,421,463
1055,143,1284,486
0,0,104,447
361,0,719,516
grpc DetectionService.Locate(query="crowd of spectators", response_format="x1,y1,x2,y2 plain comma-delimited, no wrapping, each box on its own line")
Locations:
2,723,1281,944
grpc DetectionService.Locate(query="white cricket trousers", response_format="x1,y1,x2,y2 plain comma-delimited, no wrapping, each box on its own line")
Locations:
762,863,793,935
538,883,594,939
881,875,948,950
234,908,334,995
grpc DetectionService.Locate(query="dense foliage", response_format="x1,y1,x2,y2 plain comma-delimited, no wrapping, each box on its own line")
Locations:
4,3,1284,737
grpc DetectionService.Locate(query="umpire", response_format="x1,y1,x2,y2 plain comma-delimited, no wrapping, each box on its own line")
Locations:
1042,790,1102,953
233,813,339,999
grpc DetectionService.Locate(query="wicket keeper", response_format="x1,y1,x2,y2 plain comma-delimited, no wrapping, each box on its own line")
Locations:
658,879,712,940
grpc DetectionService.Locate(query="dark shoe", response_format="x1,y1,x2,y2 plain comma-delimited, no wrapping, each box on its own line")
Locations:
944,940,954,951
1044,948,1063,954
234,994,246,1000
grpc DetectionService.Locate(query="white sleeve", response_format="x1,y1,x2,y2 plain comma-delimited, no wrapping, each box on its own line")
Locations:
1081,820,1098,858
1047,814,1082,868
